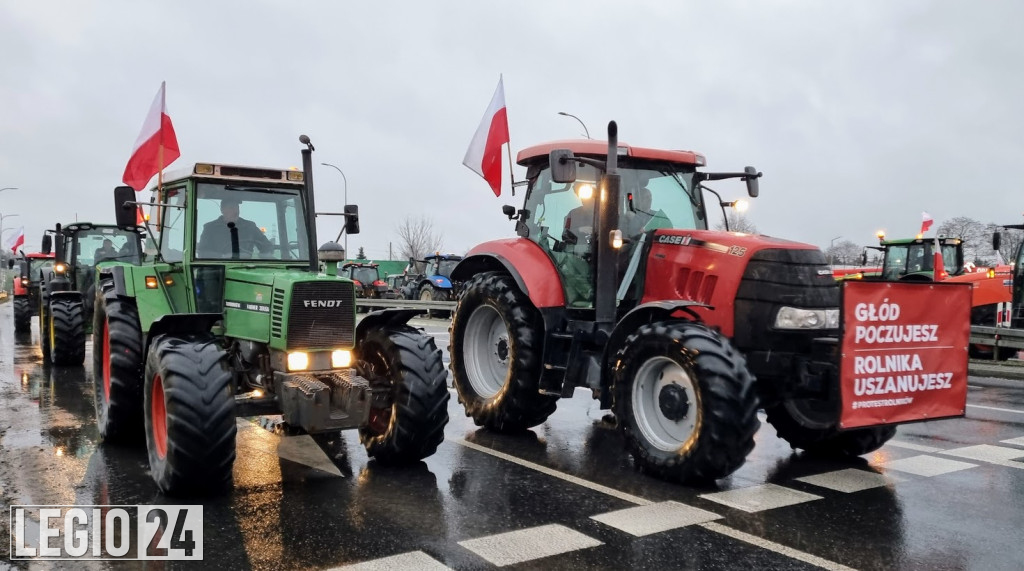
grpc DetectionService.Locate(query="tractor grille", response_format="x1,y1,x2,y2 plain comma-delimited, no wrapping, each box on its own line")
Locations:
733,248,839,355
286,281,356,349
271,288,285,338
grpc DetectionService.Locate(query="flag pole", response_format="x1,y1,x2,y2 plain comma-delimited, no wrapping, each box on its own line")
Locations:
503,74,516,196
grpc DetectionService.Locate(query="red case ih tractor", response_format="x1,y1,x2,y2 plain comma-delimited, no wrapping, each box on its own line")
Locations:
448,122,903,484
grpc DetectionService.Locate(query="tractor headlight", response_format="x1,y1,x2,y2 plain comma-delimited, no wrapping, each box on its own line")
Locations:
286,351,309,371
774,307,840,330
54,263,67,274
332,349,352,368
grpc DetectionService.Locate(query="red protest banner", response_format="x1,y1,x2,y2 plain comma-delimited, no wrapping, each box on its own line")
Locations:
839,281,971,429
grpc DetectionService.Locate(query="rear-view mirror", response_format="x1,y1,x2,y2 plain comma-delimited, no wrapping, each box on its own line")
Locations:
549,149,577,183
993,232,1002,252
343,204,360,235
41,234,52,255
114,186,137,229
6,259,13,270
744,166,760,198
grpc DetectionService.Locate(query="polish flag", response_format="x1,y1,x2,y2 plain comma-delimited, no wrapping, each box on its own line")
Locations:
920,212,934,235
5,227,24,253
122,82,181,191
463,76,510,197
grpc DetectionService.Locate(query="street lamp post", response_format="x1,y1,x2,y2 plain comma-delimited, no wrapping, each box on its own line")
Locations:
320,163,349,256
557,112,591,139
829,235,842,267
0,210,20,293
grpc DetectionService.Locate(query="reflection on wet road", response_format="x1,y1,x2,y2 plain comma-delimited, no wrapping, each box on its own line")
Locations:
2,308,1023,570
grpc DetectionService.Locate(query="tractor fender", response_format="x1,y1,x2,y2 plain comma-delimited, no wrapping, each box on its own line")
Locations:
48,290,83,303
145,313,223,358
100,265,134,297
356,309,424,344
452,238,565,308
602,300,710,374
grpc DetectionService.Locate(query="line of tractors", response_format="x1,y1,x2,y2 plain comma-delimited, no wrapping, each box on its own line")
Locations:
5,120,994,496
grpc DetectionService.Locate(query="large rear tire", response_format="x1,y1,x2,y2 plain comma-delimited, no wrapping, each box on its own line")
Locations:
766,400,896,456
357,326,449,464
450,271,557,431
614,321,760,483
13,297,31,333
39,294,50,358
144,334,236,495
50,297,86,366
92,279,144,444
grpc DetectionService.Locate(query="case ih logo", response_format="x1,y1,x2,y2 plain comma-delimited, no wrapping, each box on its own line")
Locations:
657,235,692,246
303,300,346,308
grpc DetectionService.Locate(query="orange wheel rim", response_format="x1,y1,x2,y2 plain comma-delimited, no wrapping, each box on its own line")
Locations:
152,374,167,459
102,321,112,401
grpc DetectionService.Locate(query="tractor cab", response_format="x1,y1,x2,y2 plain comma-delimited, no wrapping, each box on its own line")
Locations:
878,237,963,281
413,253,463,302
339,262,387,298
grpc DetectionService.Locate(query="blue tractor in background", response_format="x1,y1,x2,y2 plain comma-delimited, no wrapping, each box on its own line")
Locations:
412,253,463,317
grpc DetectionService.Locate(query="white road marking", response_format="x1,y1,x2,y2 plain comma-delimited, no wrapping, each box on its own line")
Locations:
700,484,822,513
452,438,652,505
453,438,850,569
590,501,720,537
458,523,602,566
884,440,943,453
940,444,1024,464
1001,436,1024,447
877,455,977,477
797,468,905,493
327,551,452,570
967,403,1024,415
699,522,857,571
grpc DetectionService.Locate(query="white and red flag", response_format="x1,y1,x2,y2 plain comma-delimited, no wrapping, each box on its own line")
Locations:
122,81,181,192
5,227,24,253
463,76,510,197
920,212,934,235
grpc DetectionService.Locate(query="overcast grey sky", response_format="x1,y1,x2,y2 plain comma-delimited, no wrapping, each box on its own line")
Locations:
2,1,1022,259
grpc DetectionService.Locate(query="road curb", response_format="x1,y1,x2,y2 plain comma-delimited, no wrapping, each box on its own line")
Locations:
969,362,1024,383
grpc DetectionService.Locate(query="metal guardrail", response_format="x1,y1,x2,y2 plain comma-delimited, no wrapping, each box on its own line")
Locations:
969,325,1024,351
355,298,457,311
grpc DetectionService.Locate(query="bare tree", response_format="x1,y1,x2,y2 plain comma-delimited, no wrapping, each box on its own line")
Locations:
713,212,757,234
395,215,443,269
825,239,864,267
984,222,1024,265
936,216,985,262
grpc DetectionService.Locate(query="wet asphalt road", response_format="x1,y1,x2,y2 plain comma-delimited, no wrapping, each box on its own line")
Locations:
1,302,1024,570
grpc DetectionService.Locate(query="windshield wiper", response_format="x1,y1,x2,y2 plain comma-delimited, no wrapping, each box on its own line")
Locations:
659,166,702,211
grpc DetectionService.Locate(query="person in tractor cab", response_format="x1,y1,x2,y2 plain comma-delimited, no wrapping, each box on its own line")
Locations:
197,197,274,258
622,174,673,240
94,239,118,263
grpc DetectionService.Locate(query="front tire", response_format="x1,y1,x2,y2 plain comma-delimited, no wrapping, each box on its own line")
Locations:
144,334,236,495
766,401,895,456
93,279,144,443
13,297,31,332
450,271,557,431
50,297,86,366
357,326,449,464
614,321,760,483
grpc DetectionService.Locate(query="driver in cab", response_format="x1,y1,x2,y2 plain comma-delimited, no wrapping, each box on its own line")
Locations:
197,197,274,258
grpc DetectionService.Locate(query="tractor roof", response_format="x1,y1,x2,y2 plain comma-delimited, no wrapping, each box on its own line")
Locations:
24,252,54,259
881,237,962,246
160,163,305,188
516,139,706,167
424,253,463,260
61,222,142,233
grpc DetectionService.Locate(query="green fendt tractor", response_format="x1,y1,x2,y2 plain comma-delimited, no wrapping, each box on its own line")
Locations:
38,223,145,365
96,135,449,495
